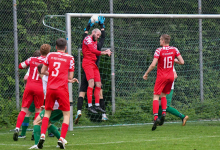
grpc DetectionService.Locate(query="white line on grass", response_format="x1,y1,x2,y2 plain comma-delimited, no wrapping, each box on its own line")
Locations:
0,135,219,147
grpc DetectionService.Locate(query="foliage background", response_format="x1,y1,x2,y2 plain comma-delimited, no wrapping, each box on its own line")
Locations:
0,0,220,127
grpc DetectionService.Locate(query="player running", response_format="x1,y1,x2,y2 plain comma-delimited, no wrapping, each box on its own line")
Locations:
13,45,51,141
143,34,184,131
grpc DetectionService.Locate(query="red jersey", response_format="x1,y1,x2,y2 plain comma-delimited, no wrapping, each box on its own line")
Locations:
44,52,74,90
154,46,180,79
82,35,101,64
19,56,45,88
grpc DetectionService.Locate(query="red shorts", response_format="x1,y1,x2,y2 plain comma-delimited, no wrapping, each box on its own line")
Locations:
154,77,174,95
82,63,101,82
21,87,44,109
45,89,70,111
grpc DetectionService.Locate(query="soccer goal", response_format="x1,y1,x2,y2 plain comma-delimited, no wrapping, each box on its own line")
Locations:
43,13,220,130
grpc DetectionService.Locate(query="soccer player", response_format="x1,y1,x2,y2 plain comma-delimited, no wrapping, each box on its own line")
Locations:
143,34,184,131
158,67,189,126
37,38,75,149
19,50,41,140
29,64,78,149
75,16,108,125
13,45,51,141
81,25,112,119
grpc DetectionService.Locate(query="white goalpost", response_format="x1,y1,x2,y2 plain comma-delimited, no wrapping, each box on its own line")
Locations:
43,13,220,131
64,13,220,130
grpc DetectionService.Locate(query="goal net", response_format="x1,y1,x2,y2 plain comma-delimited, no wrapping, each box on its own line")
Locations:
43,14,220,127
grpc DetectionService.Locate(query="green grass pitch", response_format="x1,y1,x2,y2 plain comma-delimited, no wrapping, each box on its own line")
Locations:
0,121,220,150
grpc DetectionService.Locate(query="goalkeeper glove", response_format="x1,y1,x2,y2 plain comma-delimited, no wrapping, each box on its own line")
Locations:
98,16,105,28
84,19,94,31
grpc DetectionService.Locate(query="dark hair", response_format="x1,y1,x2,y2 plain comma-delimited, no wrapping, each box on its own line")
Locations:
40,44,51,56
161,34,171,44
32,50,41,57
56,38,67,50
37,64,43,74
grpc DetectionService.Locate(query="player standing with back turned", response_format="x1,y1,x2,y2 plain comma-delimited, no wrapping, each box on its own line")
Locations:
13,45,51,141
38,38,75,149
143,34,184,131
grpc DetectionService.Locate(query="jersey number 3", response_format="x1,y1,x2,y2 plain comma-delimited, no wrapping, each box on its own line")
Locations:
164,56,172,69
52,62,61,77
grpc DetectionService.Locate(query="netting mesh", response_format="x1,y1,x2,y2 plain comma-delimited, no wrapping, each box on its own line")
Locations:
1,0,220,128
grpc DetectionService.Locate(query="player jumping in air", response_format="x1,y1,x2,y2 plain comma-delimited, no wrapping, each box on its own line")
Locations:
81,24,111,118
75,16,108,125
143,34,184,131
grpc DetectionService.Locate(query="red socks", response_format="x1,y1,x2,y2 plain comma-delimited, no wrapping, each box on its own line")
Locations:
16,111,26,128
87,87,93,104
34,112,40,120
60,123,69,139
94,87,101,104
161,97,167,115
41,117,49,135
153,100,159,121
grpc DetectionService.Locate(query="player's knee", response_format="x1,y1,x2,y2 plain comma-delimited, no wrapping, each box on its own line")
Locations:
88,79,95,87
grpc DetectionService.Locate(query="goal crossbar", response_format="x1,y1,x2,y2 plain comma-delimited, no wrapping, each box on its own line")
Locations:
63,13,220,131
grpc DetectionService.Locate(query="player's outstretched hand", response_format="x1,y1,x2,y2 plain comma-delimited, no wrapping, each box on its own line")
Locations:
98,16,105,28
143,74,148,80
105,49,112,57
84,19,94,31
68,78,79,83
88,19,94,27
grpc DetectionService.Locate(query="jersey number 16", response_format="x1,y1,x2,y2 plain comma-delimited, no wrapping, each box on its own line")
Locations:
164,56,172,69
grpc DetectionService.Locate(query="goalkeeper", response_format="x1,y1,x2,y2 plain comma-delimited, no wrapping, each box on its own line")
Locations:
158,67,188,126
74,16,108,125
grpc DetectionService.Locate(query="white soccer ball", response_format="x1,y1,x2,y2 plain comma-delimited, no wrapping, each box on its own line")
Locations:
90,15,99,24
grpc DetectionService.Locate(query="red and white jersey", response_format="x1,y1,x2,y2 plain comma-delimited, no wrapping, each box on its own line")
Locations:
82,35,101,64
44,51,74,90
19,56,45,88
154,46,180,79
